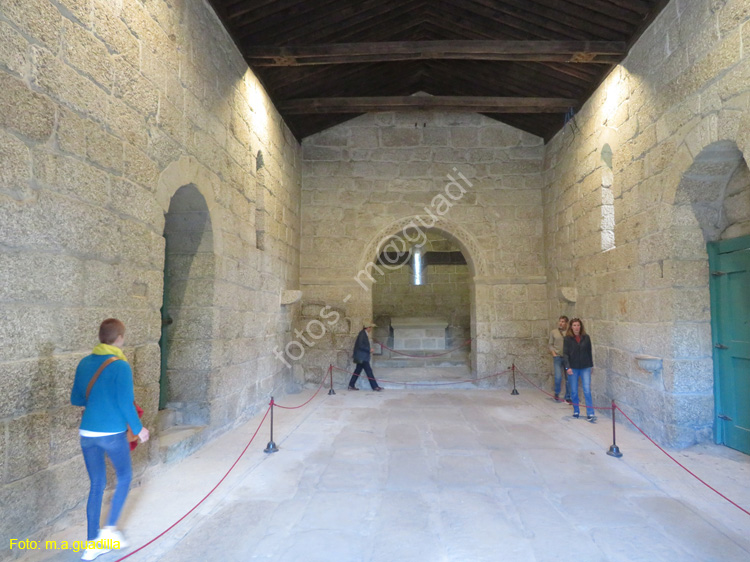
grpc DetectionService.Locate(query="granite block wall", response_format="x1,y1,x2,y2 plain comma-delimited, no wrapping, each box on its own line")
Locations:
542,0,750,446
0,0,301,553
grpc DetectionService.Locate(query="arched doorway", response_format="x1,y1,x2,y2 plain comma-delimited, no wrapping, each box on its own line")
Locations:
372,229,472,378
159,184,215,428
674,140,750,454
357,217,486,382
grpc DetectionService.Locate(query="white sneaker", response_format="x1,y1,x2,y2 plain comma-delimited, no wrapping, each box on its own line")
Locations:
80,527,128,560
99,526,128,549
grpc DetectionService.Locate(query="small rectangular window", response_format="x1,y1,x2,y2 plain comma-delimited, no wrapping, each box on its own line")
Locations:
412,248,426,285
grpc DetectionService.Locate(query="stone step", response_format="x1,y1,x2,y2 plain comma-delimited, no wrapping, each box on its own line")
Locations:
158,425,206,464
375,358,469,368
377,380,479,390
378,348,470,358
370,366,477,390
157,408,178,432
374,350,470,368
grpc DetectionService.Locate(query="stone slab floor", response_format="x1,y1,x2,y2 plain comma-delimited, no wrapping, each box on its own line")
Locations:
13,387,750,562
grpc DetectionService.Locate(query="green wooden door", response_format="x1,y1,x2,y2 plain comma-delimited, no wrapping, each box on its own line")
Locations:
708,235,750,455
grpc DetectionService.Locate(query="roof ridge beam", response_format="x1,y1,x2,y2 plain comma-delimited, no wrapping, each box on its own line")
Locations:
245,40,626,66
278,95,577,114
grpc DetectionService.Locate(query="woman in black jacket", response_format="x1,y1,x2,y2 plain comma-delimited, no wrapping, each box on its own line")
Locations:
563,318,595,421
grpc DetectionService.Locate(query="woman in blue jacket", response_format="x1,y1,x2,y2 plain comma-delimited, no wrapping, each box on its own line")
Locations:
70,319,149,561
563,318,596,421
348,322,383,391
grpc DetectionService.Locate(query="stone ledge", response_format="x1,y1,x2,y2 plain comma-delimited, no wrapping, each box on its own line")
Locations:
474,276,547,285
635,354,663,374
281,290,302,305
558,287,577,302
300,278,356,286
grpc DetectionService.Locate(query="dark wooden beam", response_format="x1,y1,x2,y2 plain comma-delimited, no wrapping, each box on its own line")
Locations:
245,40,626,66
416,12,599,88
278,96,577,114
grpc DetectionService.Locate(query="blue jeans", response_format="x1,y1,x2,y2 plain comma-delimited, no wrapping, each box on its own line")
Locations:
553,356,570,400
569,367,593,416
80,433,132,540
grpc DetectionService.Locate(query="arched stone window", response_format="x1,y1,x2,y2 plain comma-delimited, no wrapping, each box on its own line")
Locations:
601,144,615,252
255,150,266,251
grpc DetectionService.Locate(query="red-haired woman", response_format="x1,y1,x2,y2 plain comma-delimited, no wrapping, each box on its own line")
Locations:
563,318,595,421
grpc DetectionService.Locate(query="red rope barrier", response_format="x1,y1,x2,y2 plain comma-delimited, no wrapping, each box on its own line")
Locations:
331,365,510,386
275,365,331,410
614,404,750,518
512,365,750,518
513,366,613,411
113,404,272,560
107,356,748,562
374,339,472,358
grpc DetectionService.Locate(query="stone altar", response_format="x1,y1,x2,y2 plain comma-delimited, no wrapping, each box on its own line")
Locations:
391,317,449,350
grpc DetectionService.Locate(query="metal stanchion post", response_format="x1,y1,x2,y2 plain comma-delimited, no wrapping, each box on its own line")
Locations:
328,365,336,395
264,397,279,453
607,399,623,458
511,363,519,395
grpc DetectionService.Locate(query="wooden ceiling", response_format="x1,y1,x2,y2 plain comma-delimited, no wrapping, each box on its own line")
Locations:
207,0,670,141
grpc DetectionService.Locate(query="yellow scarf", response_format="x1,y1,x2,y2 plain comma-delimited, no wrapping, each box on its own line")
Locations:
92,343,128,362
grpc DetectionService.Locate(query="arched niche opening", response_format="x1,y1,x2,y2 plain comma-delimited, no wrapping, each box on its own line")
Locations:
676,141,750,242
159,184,215,429
370,227,473,378
673,140,750,453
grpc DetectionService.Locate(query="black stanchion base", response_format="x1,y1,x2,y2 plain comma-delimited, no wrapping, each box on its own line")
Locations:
264,441,279,453
328,388,336,395
607,445,623,458
511,388,519,395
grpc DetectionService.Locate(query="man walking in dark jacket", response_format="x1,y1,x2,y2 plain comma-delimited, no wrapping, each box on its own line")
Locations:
349,322,383,391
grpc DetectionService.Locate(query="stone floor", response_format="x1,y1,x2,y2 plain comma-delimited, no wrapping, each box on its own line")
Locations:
12,385,750,562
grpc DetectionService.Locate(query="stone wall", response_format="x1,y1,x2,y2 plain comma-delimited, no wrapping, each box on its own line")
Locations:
0,0,300,553
295,112,547,386
542,0,750,446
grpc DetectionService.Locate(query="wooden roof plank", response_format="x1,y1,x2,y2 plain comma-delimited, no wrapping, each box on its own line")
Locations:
227,0,312,23
320,1,429,43
269,62,424,98
444,0,589,40
606,0,652,16
433,0,546,40
484,0,629,38
232,0,351,40
420,60,571,98
235,0,424,43
520,0,635,34
561,0,648,23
